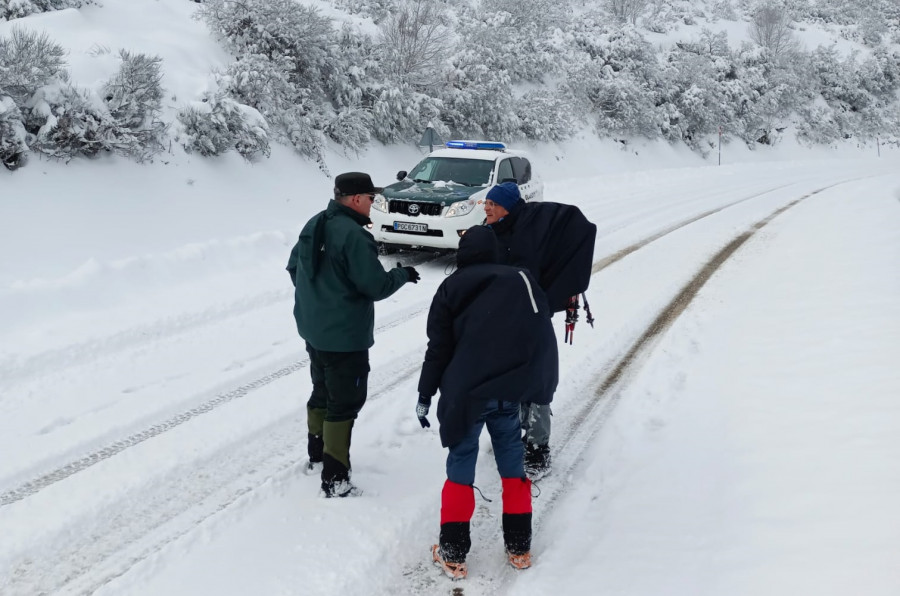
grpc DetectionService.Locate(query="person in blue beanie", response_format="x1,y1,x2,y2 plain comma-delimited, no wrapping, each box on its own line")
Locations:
483,181,597,479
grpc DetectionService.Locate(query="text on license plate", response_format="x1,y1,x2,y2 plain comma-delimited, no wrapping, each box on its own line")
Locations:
394,221,428,233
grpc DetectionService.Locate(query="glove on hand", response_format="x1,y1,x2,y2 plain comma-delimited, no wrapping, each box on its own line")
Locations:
416,394,432,428
399,262,420,284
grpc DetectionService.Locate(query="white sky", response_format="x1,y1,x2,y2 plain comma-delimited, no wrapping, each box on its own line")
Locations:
1,2,899,595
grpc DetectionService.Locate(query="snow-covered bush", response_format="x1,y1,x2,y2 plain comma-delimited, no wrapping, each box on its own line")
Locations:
219,53,302,117
102,50,168,156
26,83,154,161
563,20,661,139
1,0,92,21
729,45,808,145
323,107,371,149
274,106,328,173
0,95,27,169
333,0,397,23
177,92,270,160
324,23,381,111
0,28,67,105
439,50,519,139
104,51,164,129
370,84,445,144
199,0,333,94
463,0,568,85
515,88,577,142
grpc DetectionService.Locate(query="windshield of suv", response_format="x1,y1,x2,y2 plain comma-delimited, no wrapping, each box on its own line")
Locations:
407,157,494,187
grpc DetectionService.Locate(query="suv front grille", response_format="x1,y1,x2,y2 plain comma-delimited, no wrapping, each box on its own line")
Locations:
388,200,443,217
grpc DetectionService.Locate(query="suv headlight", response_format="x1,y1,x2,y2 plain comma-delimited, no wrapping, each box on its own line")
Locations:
445,199,475,218
372,195,388,213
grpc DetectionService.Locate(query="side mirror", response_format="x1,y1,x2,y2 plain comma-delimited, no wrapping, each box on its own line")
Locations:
397,170,408,181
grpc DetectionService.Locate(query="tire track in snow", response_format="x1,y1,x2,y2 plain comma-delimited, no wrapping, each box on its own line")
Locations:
0,183,791,509
0,345,429,596
0,302,431,508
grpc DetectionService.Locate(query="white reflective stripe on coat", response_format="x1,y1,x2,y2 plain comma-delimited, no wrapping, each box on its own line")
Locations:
518,271,538,314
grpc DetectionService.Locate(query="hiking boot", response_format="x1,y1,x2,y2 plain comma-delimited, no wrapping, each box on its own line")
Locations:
524,443,551,480
432,544,467,580
321,479,362,498
507,550,532,570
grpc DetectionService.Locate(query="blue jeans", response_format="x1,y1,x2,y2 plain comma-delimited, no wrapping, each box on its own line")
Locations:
446,400,525,485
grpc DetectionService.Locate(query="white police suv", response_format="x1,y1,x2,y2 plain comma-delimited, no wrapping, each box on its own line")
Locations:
370,140,543,251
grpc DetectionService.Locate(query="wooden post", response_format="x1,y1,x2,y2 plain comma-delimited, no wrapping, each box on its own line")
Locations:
718,126,722,165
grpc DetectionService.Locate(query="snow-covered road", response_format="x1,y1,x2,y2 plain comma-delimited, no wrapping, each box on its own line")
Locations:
2,159,898,596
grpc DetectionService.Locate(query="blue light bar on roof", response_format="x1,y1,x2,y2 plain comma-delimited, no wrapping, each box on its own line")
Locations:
445,140,507,150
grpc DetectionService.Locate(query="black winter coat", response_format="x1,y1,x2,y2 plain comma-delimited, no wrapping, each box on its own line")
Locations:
417,226,558,448
490,201,597,312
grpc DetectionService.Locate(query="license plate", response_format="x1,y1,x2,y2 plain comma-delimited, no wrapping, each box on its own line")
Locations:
394,221,428,233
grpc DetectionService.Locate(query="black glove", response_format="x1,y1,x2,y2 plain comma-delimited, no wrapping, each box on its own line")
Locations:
399,262,420,284
416,394,432,428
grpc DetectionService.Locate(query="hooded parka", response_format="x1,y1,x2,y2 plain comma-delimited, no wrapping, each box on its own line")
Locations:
417,226,558,448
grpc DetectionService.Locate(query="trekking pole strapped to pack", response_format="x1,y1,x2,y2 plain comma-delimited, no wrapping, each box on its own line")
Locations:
563,293,594,345
564,295,579,344
581,292,594,329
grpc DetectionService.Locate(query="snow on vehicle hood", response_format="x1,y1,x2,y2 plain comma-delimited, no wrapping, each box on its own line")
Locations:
382,180,487,205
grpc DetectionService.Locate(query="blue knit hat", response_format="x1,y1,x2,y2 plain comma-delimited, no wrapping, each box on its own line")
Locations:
486,182,521,211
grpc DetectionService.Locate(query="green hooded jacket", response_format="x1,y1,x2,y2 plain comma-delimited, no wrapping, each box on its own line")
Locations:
287,199,410,352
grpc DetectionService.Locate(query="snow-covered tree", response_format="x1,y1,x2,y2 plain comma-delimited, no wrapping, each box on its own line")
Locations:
378,0,450,91
748,2,800,61
605,0,650,25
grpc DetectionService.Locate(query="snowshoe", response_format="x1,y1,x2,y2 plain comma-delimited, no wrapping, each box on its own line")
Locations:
432,544,467,580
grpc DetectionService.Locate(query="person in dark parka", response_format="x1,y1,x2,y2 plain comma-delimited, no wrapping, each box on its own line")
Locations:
484,182,596,479
416,225,558,578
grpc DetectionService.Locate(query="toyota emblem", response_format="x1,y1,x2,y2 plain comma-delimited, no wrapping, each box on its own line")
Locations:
408,203,420,215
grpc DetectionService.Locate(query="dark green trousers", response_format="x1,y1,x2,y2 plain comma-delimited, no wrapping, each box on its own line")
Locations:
305,342,370,472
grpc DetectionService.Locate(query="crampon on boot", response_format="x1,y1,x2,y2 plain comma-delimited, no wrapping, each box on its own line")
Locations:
432,545,467,580
507,550,532,570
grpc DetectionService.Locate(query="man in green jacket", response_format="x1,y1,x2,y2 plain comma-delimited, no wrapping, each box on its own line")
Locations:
287,172,420,497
